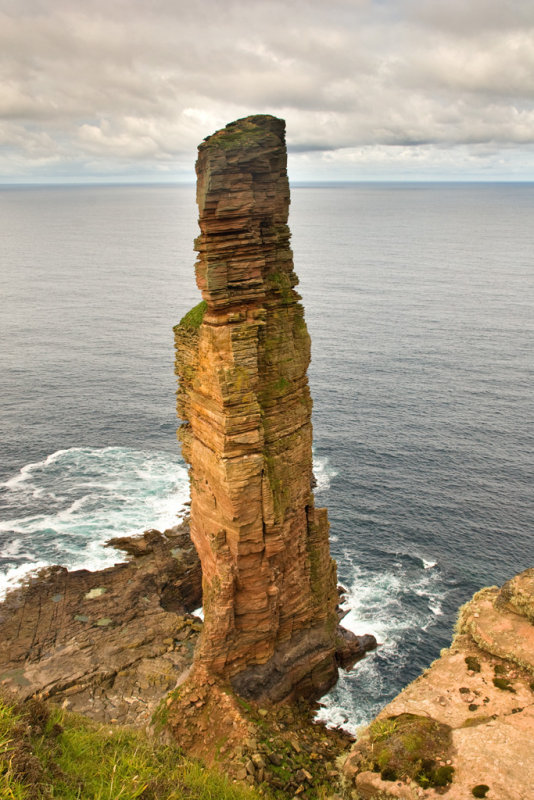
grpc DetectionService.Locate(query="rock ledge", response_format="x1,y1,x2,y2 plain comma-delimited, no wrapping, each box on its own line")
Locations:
344,568,534,800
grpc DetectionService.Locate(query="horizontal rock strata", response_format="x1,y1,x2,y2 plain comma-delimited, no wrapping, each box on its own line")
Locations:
0,523,202,724
175,115,373,702
344,568,534,800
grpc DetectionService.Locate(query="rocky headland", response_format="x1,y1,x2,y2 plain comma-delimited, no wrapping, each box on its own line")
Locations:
163,113,377,776
173,114,373,708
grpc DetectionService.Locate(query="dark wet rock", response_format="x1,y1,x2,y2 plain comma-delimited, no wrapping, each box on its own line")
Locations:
335,627,377,670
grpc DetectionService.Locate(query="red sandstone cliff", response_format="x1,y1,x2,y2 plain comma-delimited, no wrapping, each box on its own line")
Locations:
175,115,368,703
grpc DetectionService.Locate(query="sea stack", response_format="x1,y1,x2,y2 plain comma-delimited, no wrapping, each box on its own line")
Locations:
174,115,346,702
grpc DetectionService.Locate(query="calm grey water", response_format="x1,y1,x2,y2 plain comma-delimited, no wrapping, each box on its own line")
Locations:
1,183,533,729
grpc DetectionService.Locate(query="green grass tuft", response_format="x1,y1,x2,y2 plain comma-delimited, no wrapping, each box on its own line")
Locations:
368,718,398,742
178,301,207,330
0,695,258,800
361,713,455,790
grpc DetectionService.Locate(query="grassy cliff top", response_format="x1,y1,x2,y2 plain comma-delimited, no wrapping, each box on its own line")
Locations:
199,114,285,152
0,694,258,800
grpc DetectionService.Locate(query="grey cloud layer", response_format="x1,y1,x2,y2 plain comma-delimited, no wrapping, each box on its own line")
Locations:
1,0,533,179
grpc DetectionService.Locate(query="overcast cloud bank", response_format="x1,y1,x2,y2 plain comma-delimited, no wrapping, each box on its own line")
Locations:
1,0,534,181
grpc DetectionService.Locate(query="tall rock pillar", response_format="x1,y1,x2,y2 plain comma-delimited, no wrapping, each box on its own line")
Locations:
175,115,339,702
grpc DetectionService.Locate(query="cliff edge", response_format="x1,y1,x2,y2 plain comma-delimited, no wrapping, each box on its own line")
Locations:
344,568,534,800
0,523,202,725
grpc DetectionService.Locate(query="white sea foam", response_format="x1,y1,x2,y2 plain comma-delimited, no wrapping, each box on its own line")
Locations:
61,495,92,516
313,455,338,493
0,561,51,600
0,446,191,599
1,448,335,601
428,598,443,615
316,555,448,733
1,538,23,557
2,449,72,490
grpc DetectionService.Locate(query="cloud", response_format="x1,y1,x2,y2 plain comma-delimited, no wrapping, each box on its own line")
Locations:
1,0,533,180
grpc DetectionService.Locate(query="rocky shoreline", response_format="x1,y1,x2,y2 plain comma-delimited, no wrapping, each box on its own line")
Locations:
344,568,534,799
0,521,202,725
3,548,534,798
0,520,380,798
0,520,375,735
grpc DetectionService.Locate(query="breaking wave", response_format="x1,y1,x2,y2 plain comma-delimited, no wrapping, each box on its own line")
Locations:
313,454,338,493
0,447,334,600
316,555,448,734
0,447,190,599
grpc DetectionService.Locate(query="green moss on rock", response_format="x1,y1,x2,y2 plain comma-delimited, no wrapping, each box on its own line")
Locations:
465,656,481,672
361,713,455,789
177,300,207,330
493,677,516,692
461,716,493,728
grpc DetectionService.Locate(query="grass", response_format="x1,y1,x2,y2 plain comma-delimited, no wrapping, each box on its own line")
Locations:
360,713,455,789
177,301,207,331
206,120,271,150
0,695,259,800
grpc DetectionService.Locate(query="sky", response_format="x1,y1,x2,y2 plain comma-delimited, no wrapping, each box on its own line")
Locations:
1,0,534,183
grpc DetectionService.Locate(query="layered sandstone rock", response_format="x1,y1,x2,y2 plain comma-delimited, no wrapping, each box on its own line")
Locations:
0,523,202,725
174,115,370,702
344,569,534,800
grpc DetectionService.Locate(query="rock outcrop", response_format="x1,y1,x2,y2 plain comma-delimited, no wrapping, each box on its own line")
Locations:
344,569,534,800
0,523,202,725
174,115,373,703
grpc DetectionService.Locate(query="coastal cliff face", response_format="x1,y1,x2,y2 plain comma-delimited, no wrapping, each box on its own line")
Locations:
174,115,339,702
344,568,534,800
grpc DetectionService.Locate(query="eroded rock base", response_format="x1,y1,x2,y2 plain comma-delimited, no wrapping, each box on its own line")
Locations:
161,675,354,798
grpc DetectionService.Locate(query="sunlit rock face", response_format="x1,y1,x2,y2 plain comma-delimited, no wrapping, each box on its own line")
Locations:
344,569,534,800
174,115,339,702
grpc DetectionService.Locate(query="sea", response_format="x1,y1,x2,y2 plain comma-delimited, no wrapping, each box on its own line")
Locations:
1,182,533,733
